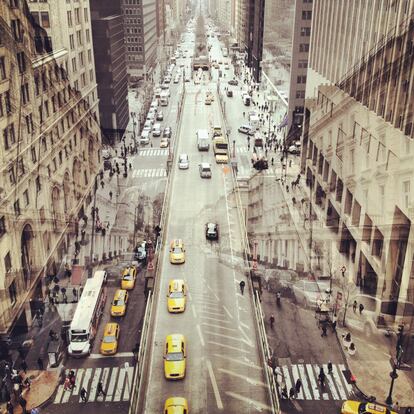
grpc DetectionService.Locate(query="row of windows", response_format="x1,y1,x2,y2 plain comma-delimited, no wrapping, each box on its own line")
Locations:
126,37,142,43
302,10,312,20
31,11,50,28
125,18,141,25
300,27,311,36
126,27,142,34
127,46,143,52
299,43,309,52
0,91,12,117
67,7,89,27
124,8,141,15
124,0,140,4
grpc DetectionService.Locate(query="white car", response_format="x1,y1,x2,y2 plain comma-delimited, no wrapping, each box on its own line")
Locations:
140,130,150,145
174,76,180,84
178,154,189,169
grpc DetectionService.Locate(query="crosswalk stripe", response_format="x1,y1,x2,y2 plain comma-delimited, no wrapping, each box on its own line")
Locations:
72,368,84,396
105,367,118,402
61,369,77,403
97,367,111,402
79,368,93,402
88,367,102,402
323,364,339,400
291,365,304,399
298,364,312,400
114,367,125,402
122,367,134,401
313,364,329,400
53,384,65,404
331,365,348,400
281,366,293,393
306,364,319,400
338,364,353,394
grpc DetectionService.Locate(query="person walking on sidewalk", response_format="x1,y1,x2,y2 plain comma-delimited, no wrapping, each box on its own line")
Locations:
6,401,14,414
289,387,295,399
269,314,275,329
318,367,326,388
239,280,245,295
321,324,328,337
327,361,333,374
80,387,88,402
96,381,106,397
352,300,357,313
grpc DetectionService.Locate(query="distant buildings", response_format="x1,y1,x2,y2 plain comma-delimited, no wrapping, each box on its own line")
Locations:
90,0,129,143
0,0,101,335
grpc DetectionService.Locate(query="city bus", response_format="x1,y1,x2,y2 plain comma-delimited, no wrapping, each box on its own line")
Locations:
68,271,107,357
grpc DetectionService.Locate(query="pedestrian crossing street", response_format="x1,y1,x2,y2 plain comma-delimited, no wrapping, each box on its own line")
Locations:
131,168,167,178
279,363,352,401
139,148,169,157
53,366,134,404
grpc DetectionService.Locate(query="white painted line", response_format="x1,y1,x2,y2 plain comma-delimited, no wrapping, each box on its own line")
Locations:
282,366,293,394
89,352,134,359
201,322,237,332
96,367,110,402
225,391,273,412
222,305,233,319
213,354,262,370
122,366,134,401
298,364,312,400
72,368,84,396
188,292,192,301
313,365,329,400
78,368,92,403
331,365,348,400
206,360,223,409
199,309,224,317
218,368,267,387
196,324,205,346
239,325,253,347
291,365,304,400
240,321,249,330
105,367,119,402
113,366,125,402
338,364,353,394
305,364,319,400
61,368,77,403
323,364,339,400
53,384,65,404
207,341,250,353
191,304,197,318
88,367,102,402
201,315,232,324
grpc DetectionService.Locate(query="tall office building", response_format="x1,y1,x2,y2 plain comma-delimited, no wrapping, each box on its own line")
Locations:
90,0,129,143
122,0,158,82
301,0,414,355
0,0,101,335
286,0,312,143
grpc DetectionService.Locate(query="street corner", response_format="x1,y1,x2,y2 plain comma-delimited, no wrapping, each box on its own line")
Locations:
19,370,60,413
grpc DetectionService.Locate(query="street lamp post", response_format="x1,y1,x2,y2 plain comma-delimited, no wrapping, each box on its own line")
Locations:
88,177,98,277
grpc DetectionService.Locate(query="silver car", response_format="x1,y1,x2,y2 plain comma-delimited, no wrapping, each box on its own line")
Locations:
292,280,330,309
178,154,189,169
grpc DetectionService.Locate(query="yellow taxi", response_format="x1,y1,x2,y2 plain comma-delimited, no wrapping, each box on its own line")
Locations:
169,240,185,264
110,289,128,316
164,397,188,414
167,280,186,313
121,266,137,290
100,323,119,355
164,334,186,380
341,401,397,414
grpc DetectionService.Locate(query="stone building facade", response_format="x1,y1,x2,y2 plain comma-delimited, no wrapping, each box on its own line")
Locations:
0,0,101,336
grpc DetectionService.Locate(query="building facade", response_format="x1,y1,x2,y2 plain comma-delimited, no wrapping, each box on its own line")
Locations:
122,0,158,82
286,0,312,144
0,0,101,336
90,1,129,143
301,0,414,357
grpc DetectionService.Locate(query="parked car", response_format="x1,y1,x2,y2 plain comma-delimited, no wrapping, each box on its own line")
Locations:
292,280,330,309
226,90,233,97
228,79,238,86
156,111,163,121
238,124,254,135
163,127,172,138
205,222,219,240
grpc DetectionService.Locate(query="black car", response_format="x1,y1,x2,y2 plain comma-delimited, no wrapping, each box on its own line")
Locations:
228,79,238,86
226,90,233,97
205,223,219,240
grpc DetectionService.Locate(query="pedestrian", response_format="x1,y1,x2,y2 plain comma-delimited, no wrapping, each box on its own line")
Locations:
321,324,328,337
64,377,71,391
295,378,302,395
352,300,357,312
327,360,333,374
19,396,27,414
289,387,295,399
359,303,364,314
331,314,337,332
269,314,275,329
80,387,88,402
239,280,245,295
96,381,106,397
271,157,274,166
392,401,400,412
30,408,39,414
109,191,113,200
405,407,412,414
281,382,288,399
318,367,326,387
6,401,13,414
23,377,31,390
20,360,28,374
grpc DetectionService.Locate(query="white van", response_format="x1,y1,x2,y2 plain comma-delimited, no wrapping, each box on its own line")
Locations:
140,130,150,145
152,123,162,137
197,129,210,151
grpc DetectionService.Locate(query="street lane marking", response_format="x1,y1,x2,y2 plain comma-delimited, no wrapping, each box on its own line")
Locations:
89,352,134,359
338,364,353,394
330,365,347,400
122,366,134,401
201,315,232,324
282,365,293,394
72,368,84,396
114,366,125,401
204,330,245,344
191,304,197,318
201,322,238,332
61,368,77,403
291,365,304,399
213,354,262,369
239,325,253,347
97,367,110,402
222,305,233,319
79,368,92,403
105,367,118,401
218,368,267,387
240,321,249,330
323,364,339,400
313,364,329,400
305,364,319,400
208,341,250,353
206,360,223,410
298,364,312,400
88,367,101,402
53,383,65,404
199,309,225,317
196,324,205,346
225,391,273,412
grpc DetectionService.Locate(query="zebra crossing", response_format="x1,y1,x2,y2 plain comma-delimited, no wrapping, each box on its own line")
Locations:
138,148,169,157
131,168,167,178
53,366,134,404
279,363,352,401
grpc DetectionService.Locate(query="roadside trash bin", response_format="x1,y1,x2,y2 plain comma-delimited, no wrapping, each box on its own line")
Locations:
47,339,61,368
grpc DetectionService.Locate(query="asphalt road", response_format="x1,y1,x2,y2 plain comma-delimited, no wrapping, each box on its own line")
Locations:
142,72,271,411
